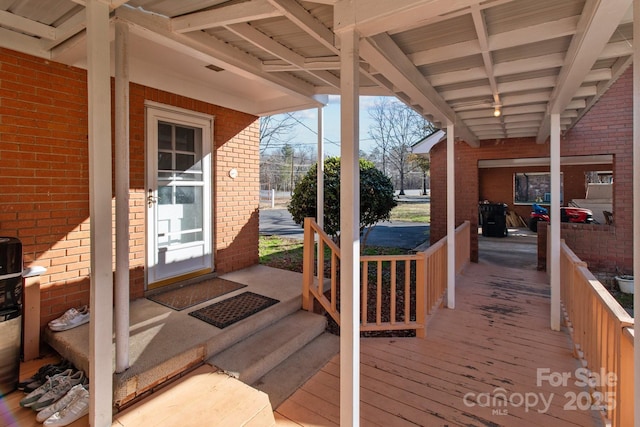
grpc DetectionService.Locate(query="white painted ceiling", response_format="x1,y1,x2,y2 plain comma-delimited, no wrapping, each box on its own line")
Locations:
0,0,634,146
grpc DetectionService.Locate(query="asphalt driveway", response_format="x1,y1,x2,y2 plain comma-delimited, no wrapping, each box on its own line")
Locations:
259,209,430,250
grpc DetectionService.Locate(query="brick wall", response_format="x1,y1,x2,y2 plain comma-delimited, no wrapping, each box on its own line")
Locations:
431,66,632,272
0,48,260,326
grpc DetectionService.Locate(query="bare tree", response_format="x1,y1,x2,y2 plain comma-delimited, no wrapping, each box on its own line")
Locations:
259,113,299,154
368,98,434,195
409,153,431,195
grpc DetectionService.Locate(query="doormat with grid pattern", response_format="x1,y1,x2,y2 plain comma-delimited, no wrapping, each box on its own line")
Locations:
147,278,247,311
188,292,279,329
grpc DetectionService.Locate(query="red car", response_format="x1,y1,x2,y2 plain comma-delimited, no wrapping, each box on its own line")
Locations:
528,204,594,232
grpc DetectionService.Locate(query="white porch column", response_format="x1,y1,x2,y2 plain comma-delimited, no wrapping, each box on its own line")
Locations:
339,28,360,427
549,113,561,331
114,20,130,374
317,106,325,229
446,124,455,308
86,1,114,426
633,0,640,423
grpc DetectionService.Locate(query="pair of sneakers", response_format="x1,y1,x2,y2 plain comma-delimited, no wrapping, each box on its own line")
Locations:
20,369,85,409
18,360,73,392
49,305,90,331
36,384,90,426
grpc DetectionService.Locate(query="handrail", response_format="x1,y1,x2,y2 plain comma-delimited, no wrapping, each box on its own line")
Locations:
302,218,471,337
560,241,634,427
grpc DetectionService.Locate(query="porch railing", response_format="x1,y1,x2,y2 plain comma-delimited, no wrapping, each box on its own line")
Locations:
560,241,634,427
302,218,470,337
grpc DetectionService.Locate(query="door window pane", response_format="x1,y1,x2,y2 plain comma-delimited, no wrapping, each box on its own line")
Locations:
175,127,195,152
176,154,195,172
158,123,172,150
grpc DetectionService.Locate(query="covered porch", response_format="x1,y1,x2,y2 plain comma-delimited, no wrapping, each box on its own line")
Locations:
277,261,604,426
6,255,610,426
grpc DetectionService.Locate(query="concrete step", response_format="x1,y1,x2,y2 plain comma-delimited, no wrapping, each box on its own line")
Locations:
253,332,339,409
43,265,307,408
208,310,327,386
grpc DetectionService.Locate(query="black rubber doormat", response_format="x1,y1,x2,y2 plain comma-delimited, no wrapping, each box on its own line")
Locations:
147,278,247,311
188,292,279,329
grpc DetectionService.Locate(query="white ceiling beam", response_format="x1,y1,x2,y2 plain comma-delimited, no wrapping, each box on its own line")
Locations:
502,104,547,115
494,53,564,77
566,99,587,109
471,5,500,106
538,0,632,143
263,56,341,71
497,76,557,94
428,67,486,87
598,40,633,59
503,113,544,123
410,17,578,67
227,23,304,67
505,122,541,130
114,6,317,100
226,22,340,88
465,117,502,126
490,16,579,50
172,0,280,33
0,10,56,40
584,68,612,82
0,27,50,59
335,0,481,37
441,85,492,101
573,85,598,98
359,33,478,146
267,0,336,53
502,91,552,106
40,9,87,52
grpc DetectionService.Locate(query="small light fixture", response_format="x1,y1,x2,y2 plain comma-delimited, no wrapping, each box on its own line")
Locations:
493,104,502,117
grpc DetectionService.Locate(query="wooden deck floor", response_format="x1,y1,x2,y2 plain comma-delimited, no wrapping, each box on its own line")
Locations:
275,262,604,427
3,262,604,427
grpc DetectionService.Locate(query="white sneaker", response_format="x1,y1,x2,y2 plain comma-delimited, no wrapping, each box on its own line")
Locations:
49,306,89,331
43,387,89,426
36,384,86,423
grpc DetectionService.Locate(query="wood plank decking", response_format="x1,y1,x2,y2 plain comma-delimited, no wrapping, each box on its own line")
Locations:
275,262,604,427
4,262,604,427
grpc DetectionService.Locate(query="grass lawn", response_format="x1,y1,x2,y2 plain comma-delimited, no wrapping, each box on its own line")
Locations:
389,201,430,223
259,235,407,273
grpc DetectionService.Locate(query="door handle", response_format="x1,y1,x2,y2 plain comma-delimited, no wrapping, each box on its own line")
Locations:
147,189,158,208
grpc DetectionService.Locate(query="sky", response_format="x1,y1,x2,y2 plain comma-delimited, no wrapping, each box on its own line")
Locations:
271,95,386,157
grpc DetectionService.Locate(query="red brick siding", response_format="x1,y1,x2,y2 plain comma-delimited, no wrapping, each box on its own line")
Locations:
431,66,632,271
0,48,260,326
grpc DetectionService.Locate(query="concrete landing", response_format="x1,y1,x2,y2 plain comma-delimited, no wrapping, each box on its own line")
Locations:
44,265,306,408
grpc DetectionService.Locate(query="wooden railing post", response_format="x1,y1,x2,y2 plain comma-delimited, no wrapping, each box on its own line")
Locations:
302,217,315,311
618,328,635,427
415,253,426,338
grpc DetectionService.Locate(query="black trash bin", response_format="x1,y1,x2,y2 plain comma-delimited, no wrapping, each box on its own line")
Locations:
0,237,22,397
479,203,508,237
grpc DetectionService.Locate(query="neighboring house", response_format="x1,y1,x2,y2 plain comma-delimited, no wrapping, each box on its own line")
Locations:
430,67,632,275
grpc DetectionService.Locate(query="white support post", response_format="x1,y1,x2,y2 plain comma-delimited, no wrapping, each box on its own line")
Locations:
86,1,114,425
550,113,561,331
317,106,325,230
446,123,455,309
114,20,130,374
339,28,360,427
633,1,640,424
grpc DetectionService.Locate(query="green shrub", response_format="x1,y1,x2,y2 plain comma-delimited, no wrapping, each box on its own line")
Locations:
288,157,397,243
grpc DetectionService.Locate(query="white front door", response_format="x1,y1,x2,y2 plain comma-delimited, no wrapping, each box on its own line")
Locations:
146,103,213,288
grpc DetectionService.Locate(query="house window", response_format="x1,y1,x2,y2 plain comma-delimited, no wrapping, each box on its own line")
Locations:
514,172,563,205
